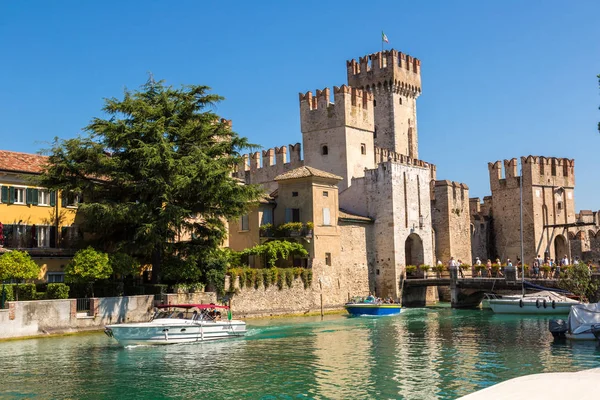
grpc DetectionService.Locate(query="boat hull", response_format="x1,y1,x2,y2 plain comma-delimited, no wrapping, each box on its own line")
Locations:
489,299,574,315
344,304,401,316
105,320,247,346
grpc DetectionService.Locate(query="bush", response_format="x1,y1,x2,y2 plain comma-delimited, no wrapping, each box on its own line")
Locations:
46,283,70,299
143,284,168,295
419,265,430,271
433,264,445,273
405,265,418,274
35,292,46,300
15,283,37,301
1,284,15,303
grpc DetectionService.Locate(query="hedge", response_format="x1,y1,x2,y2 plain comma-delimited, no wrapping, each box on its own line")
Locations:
46,283,70,299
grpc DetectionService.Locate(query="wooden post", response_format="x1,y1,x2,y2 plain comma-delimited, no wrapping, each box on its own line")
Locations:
319,278,323,320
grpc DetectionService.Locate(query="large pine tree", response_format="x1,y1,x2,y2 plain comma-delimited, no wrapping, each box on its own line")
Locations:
39,79,262,283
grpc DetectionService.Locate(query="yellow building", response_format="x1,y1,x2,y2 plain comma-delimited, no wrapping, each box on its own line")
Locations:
0,150,80,282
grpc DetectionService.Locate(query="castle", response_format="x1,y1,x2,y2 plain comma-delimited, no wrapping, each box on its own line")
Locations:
229,49,471,302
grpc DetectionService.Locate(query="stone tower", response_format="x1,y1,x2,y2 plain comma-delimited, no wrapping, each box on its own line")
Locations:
300,86,376,192
487,156,576,264
346,49,422,158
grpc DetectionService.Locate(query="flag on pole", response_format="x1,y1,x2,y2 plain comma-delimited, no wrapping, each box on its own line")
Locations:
382,31,389,43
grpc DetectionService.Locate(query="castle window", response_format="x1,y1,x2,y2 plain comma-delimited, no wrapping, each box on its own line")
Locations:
540,162,545,175
323,207,331,226
292,192,298,197
240,214,249,231
373,100,377,107
323,191,329,197
374,126,377,139
321,145,328,155
325,252,332,266
360,143,366,155
557,201,563,212
551,160,557,176
563,163,568,177
285,208,300,223
399,97,403,105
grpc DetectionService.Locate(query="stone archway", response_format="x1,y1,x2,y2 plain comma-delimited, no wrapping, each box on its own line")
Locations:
405,233,424,266
554,235,568,261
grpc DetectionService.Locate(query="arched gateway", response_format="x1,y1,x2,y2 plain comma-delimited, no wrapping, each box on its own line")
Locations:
554,235,568,261
405,233,424,266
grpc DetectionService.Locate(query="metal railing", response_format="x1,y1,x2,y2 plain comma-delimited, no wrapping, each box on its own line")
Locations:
76,298,91,312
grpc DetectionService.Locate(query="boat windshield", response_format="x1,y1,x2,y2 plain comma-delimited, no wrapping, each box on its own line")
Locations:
152,307,225,322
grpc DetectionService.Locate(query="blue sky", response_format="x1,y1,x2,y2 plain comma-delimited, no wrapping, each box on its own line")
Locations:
1,1,599,209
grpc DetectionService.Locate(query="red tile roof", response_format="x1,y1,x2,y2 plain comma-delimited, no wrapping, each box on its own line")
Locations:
0,150,49,174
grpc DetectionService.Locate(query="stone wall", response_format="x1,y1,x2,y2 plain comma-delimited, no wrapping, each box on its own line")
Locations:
0,295,154,339
431,180,472,264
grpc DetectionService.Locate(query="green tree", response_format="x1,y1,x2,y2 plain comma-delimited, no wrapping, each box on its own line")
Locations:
0,250,41,301
66,247,112,297
109,252,141,278
558,263,598,302
39,79,263,283
240,240,308,268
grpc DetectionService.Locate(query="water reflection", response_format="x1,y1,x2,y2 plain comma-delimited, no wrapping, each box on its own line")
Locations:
0,308,599,399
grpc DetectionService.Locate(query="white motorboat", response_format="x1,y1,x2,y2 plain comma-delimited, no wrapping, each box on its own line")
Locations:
105,304,247,346
487,291,580,315
549,303,600,340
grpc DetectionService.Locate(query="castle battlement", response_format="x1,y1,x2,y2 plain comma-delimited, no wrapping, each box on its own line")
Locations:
299,85,374,133
235,143,302,176
346,49,422,97
374,147,435,176
488,155,576,190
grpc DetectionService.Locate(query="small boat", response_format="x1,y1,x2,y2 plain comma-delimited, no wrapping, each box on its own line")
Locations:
549,303,600,341
105,304,246,346
344,296,401,317
487,291,580,315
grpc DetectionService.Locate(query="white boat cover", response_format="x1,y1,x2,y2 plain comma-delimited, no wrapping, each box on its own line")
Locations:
521,291,579,303
568,303,600,335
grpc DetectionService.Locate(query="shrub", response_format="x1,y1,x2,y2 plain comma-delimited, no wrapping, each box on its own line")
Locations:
277,222,304,234
306,221,314,231
46,283,70,299
433,264,445,273
459,264,470,270
1,284,15,303
189,282,204,293
284,268,294,288
15,283,37,301
143,284,168,295
419,265,430,272
276,270,285,290
405,265,418,274
259,223,273,233
35,292,46,300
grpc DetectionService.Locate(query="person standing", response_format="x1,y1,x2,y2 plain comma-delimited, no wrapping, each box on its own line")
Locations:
448,257,458,280
495,258,503,277
486,259,492,278
475,257,482,277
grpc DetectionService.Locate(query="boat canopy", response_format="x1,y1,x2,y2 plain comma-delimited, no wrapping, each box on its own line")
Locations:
568,303,600,335
156,304,230,310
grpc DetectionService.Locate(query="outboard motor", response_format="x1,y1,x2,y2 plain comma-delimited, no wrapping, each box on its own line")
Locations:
549,319,568,339
591,324,600,342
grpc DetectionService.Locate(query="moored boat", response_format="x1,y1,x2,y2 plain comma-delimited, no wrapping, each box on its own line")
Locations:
488,291,579,315
549,303,600,340
105,304,246,346
344,297,401,316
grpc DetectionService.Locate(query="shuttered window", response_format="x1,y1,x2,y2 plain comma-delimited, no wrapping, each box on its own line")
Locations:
323,208,331,226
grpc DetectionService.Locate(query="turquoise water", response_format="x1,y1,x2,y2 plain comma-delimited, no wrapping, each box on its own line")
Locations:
1,306,599,399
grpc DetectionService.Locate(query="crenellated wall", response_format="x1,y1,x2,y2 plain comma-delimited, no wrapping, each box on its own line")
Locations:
235,143,304,192
300,85,375,192
347,49,421,158
431,180,472,264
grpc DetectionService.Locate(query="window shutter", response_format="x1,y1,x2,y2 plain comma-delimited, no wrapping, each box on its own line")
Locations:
0,186,7,203
32,189,39,206
26,188,33,204
285,208,292,223
61,192,65,208
8,187,15,204
49,226,56,248
49,191,56,207
323,208,331,226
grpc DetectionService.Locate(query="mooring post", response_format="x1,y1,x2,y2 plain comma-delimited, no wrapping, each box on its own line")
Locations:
319,278,323,320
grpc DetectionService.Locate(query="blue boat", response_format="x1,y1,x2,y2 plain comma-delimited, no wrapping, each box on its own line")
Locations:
344,298,402,316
